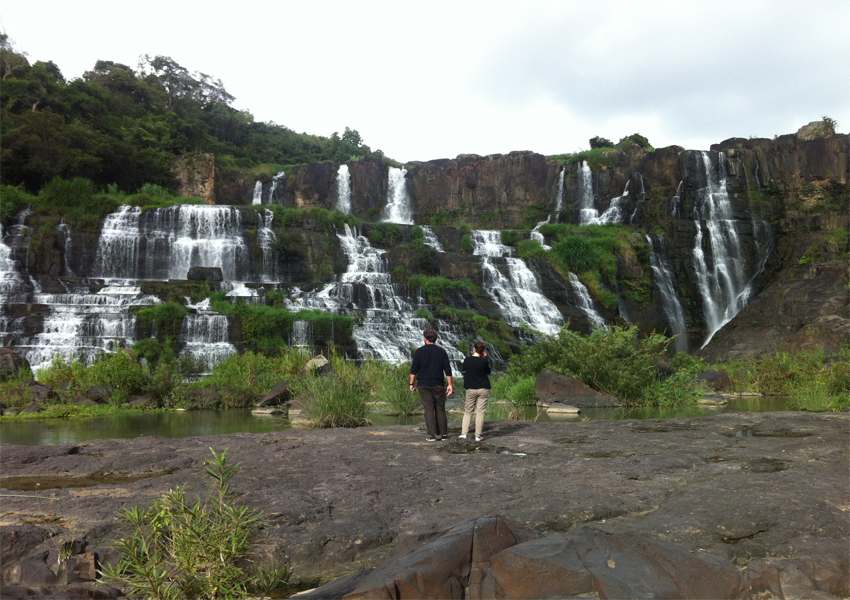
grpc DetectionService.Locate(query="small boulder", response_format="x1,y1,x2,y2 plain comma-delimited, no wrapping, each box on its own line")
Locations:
187,388,220,408
545,402,581,414
72,397,97,406
535,369,621,407
697,370,732,392
0,348,31,382
187,266,224,282
28,385,58,404
20,402,44,414
301,355,334,377
87,386,112,403
257,381,291,406
127,396,156,409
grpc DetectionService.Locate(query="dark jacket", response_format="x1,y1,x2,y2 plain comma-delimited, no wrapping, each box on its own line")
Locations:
462,355,491,389
411,344,452,386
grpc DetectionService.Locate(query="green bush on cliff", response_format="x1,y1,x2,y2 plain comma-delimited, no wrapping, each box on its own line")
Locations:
408,274,479,305
0,185,36,223
102,448,290,600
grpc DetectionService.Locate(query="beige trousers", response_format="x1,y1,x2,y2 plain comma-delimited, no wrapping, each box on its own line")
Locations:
461,388,490,437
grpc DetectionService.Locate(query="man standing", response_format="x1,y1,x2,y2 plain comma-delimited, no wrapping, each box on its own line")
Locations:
410,329,453,442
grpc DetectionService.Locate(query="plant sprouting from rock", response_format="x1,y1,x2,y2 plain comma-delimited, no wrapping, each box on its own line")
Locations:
101,447,290,599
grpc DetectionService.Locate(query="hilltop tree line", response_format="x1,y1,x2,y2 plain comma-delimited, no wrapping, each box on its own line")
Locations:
0,34,381,194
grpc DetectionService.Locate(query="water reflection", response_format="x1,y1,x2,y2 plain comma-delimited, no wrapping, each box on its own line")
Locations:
0,397,788,446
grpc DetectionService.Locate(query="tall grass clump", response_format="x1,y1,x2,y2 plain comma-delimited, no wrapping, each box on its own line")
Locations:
102,448,290,599
201,352,280,407
373,362,420,417
300,371,371,428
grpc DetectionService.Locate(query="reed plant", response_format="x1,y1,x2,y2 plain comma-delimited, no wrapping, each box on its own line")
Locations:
373,362,420,417
102,448,290,599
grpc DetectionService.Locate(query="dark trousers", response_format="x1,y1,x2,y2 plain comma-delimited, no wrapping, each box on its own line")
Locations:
418,385,448,437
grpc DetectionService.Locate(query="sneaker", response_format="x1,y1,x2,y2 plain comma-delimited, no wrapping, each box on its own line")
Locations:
426,435,437,442
458,434,467,440
436,435,443,441
475,436,484,442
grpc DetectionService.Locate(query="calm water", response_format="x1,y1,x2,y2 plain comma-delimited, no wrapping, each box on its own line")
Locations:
0,397,788,446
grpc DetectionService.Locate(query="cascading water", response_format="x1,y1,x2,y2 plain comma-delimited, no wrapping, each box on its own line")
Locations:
178,313,236,371
577,161,598,224
646,235,687,352
291,320,313,347
555,167,565,215
691,151,770,347
268,172,286,205
57,219,74,276
591,181,630,225
568,273,606,330
628,175,646,223
256,208,278,282
530,217,552,250
252,181,263,205
95,205,252,282
287,224,464,364
419,226,444,252
336,165,352,214
381,166,414,224
471,230,563,335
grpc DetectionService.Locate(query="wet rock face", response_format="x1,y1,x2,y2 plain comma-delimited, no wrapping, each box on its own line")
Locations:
1,412,846,594
535,368,622,407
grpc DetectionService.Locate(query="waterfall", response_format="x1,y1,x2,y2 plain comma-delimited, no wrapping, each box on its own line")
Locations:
178,313,236,371
268,172,286,205
530,217,552,250
577,161,598,224
668,181,684,219
287,224,464,364
336,165,352,214
691,151,770,348
291,320,313,347
257,208,278,282
95,205,252,282
471,230,563,335
590,181,630,225
252,181,263,205
555,167,565,216
628,175,646,223
646,235,688,352
420,226,444,252
57,219,74,276
381,166,414,224
568,273,606,330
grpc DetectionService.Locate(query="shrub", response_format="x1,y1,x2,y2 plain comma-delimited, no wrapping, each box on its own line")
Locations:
517,239,546,259
500,230,521,246
460,234,472,253
87,351,147,402
203,352,280,407
376,362,420,417
102,448,290,599
506,375,537,406
408,275,478,305
0,185,36,223
135,302,189,339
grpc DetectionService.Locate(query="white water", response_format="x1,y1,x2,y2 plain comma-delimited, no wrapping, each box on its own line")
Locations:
287,224,464,364
577,161,598,224
530,217,552,250
555,167,565,215
252,181,263,205
381,166,414,224
420,226,444,252
268,171,286,205
178,314,236,370
471,230,563,335
336,165,352,214
646,235,688,352
692,151,769,348
568,273,607,330
591,181,630,225
257,209,278,282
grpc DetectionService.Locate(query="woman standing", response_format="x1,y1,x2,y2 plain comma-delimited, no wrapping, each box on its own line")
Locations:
459,341,491,441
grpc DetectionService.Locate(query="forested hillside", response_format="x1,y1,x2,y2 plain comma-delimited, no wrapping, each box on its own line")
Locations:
0,34,381,194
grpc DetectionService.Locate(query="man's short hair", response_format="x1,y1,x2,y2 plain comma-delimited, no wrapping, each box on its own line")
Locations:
423,329,438,343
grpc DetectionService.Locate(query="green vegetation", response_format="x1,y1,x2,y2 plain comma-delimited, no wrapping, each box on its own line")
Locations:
500,230,522,246
374,362,420,417
494,324,702,407
267,205,360,233
300,363,372,428
102,448,290,599
717,347,850,411
0,36,386,215
407,274,479,305
366,222,400,246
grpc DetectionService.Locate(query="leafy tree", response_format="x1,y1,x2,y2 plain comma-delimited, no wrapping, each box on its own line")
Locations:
589,136,613,149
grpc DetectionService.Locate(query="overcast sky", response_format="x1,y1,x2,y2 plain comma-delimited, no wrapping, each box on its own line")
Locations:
2,0,848,163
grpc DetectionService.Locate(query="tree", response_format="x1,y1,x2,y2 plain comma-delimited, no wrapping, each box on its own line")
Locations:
589,136,613,149
139,55,235,111
0,33,29,81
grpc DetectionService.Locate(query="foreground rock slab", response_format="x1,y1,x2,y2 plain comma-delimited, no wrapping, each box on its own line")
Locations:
1,412,847,597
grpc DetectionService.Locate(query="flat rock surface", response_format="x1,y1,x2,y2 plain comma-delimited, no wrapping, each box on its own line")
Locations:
1,412,848,588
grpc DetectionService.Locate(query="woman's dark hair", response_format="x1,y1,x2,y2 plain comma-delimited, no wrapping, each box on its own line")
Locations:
473,341,487,355
423,329,438,343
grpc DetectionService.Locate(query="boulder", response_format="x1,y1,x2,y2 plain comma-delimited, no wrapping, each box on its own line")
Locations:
697,370,732,392
479,525,748,599
302,516,540,599
188,388,220,408
545,402,580,414
0,348,30,382
257,381,291,406
72,397,97,406
186,266,224,282
535,369,621,407
87,386,111,403
301,355,333,377
28,385,58,404
127,396,157,409
20,402,44,414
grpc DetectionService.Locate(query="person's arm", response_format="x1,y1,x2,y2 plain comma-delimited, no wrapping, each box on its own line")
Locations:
410,351,418,391
446,375,453,395
443,351,453,394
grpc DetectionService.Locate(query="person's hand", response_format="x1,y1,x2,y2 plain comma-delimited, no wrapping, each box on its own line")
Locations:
409,383,416,393
446,384,453,395
482,351,487,358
